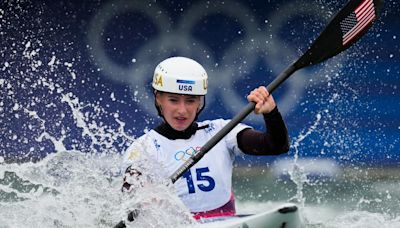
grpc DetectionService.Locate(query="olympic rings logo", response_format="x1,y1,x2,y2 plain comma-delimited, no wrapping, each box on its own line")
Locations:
87,0,346,123
174,146,202,161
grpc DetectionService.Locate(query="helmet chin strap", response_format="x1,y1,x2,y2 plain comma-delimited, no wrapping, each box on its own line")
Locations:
196,96,205,120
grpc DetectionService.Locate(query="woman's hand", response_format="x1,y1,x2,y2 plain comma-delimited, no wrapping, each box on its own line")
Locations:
247,86,276,114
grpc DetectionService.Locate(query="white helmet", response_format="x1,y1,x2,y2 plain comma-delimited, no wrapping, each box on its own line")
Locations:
152,57,208,95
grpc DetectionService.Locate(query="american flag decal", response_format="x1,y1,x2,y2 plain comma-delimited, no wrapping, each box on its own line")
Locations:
340,0,376,46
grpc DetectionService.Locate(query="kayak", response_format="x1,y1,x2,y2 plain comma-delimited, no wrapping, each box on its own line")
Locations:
114,203,302,228
195,203,302,228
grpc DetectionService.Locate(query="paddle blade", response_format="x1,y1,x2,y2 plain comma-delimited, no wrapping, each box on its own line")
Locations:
295,0,384,69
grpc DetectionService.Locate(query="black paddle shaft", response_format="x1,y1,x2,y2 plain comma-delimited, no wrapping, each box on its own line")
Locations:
170,64,298,183
116,0,384,226
169,0,384,183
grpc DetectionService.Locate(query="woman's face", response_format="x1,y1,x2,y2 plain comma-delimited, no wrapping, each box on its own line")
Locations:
156,92,202,131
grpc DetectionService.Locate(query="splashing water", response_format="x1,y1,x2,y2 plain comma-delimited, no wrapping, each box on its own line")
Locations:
287,113,321,207
0,42,195,226
0,152,121,227
0,2,194,226
0,52,194,228
0,52,194,226
2,0,400,227
0,151,196,227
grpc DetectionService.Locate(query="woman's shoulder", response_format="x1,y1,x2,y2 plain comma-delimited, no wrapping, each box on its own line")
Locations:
125,130,159,149
198,118,230,125
196,118,252,137
196,118,231,132
123,130,160,162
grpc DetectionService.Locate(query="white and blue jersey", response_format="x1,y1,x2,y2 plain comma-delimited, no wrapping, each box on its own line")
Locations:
123,119,250,212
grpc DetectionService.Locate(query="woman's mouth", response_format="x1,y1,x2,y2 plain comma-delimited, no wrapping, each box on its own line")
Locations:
175,116,187,123
173,116,189,129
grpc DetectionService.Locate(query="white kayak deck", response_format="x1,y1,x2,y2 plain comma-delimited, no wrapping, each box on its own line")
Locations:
194,203,302,228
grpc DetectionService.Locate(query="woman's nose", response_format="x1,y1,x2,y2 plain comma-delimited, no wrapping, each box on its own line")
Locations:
176,101,187,113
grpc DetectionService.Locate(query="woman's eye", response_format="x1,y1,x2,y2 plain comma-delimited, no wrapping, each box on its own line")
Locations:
186,99,198,104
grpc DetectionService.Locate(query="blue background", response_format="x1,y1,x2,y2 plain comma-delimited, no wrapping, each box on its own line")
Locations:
0,0,399,166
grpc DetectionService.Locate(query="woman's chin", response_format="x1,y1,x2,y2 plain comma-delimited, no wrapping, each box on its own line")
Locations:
174,126,188,131
171,123,189,131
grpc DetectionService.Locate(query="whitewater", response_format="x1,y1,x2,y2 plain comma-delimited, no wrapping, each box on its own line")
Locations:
1,88,399,227
1,0,399,227
1,145,400,227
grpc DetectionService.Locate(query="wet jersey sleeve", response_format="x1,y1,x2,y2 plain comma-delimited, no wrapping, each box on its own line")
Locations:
237,106,290,155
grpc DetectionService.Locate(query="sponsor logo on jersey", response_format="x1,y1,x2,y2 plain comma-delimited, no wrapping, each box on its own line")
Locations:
127,149,141,160
174,146,201,161
153,139,161,151
204,123,216,133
